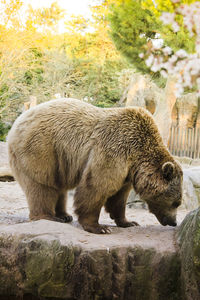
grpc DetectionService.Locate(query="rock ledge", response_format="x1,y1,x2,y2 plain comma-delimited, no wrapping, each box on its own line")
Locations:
0,220,182,300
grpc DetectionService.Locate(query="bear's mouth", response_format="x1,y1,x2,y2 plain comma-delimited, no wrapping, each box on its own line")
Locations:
160,216,177,227
147,202,177,227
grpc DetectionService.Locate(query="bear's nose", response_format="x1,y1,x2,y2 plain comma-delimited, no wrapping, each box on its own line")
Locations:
169,220,177,227
162,216,177,227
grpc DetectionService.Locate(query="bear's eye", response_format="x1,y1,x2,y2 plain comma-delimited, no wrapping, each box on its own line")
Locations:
172,201,181,208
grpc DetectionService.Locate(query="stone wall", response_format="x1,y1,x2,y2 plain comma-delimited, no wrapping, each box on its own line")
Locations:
121,74,199,145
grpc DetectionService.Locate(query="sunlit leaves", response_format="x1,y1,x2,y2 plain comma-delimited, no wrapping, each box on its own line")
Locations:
26,2,65,33
142,1,200,95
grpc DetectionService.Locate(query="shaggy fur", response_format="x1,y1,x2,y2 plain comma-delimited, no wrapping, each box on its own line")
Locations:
7,98,183,234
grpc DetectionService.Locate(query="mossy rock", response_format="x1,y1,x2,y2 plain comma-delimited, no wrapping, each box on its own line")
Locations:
177,208,200,300
0,220,182,300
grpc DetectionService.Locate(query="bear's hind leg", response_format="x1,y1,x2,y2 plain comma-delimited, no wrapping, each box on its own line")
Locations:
105,182,139,227
55,192,73,223
21,175,65,223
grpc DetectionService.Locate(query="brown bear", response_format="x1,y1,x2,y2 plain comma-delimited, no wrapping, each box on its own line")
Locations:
7,98,183,234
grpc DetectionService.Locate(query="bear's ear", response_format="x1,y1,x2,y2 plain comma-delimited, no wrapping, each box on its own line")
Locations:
162,162,175,180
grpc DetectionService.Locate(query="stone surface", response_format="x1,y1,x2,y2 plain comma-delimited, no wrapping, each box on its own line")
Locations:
182,167,200,210
0,142,14,181
175,93,199,128
127,189,148,209
0,142,9,168
120,75,200,144
0,222,182,300
121,75,177,145
175,156,200,167
0,167,14,182
177,208,200,300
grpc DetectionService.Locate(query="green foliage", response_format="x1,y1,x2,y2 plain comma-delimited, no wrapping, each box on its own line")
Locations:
108,0,196,75
0,47,130,127
75,59,128,106
108,0,160,74
161,26,195,54
28,49,128,107
24,48,44,85
0,0,133,132
0,119,10,141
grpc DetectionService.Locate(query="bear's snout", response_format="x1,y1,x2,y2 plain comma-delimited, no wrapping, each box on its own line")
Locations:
161,216,177,227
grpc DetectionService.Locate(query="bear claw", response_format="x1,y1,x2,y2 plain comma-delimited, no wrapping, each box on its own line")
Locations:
100,226,112,234
82,224,111,234
55,214,73,223
63,215,73,223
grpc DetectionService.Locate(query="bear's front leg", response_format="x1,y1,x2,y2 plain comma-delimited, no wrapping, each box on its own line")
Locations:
74,178,111,234
55,192,73,223
105,182,139,227
74,150,131,233
74,187,111,234
78,214,112,234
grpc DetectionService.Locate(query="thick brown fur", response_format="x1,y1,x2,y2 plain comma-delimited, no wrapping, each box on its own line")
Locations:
7,98,183,233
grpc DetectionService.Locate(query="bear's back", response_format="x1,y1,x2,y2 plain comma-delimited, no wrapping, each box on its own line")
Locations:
8,98,105,188
8,98,102,148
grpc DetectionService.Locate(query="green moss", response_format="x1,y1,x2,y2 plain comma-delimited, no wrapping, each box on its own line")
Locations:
123,247,182,300
124,248,155,300
177,207,200,299
157,254,181,300
24,239,75,298
192,210,200,283
0,236,23,295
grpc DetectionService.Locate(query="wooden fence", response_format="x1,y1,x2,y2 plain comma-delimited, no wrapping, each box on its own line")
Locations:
168,126,200,159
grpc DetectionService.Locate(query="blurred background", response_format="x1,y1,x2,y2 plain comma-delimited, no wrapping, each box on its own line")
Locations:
0,0,199,160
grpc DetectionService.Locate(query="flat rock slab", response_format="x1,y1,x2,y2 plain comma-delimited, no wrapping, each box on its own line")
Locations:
0,180,190,299
1,217,177,253
0,226,182,300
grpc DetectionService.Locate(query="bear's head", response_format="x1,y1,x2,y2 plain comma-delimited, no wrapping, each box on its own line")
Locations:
132,161,183,226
